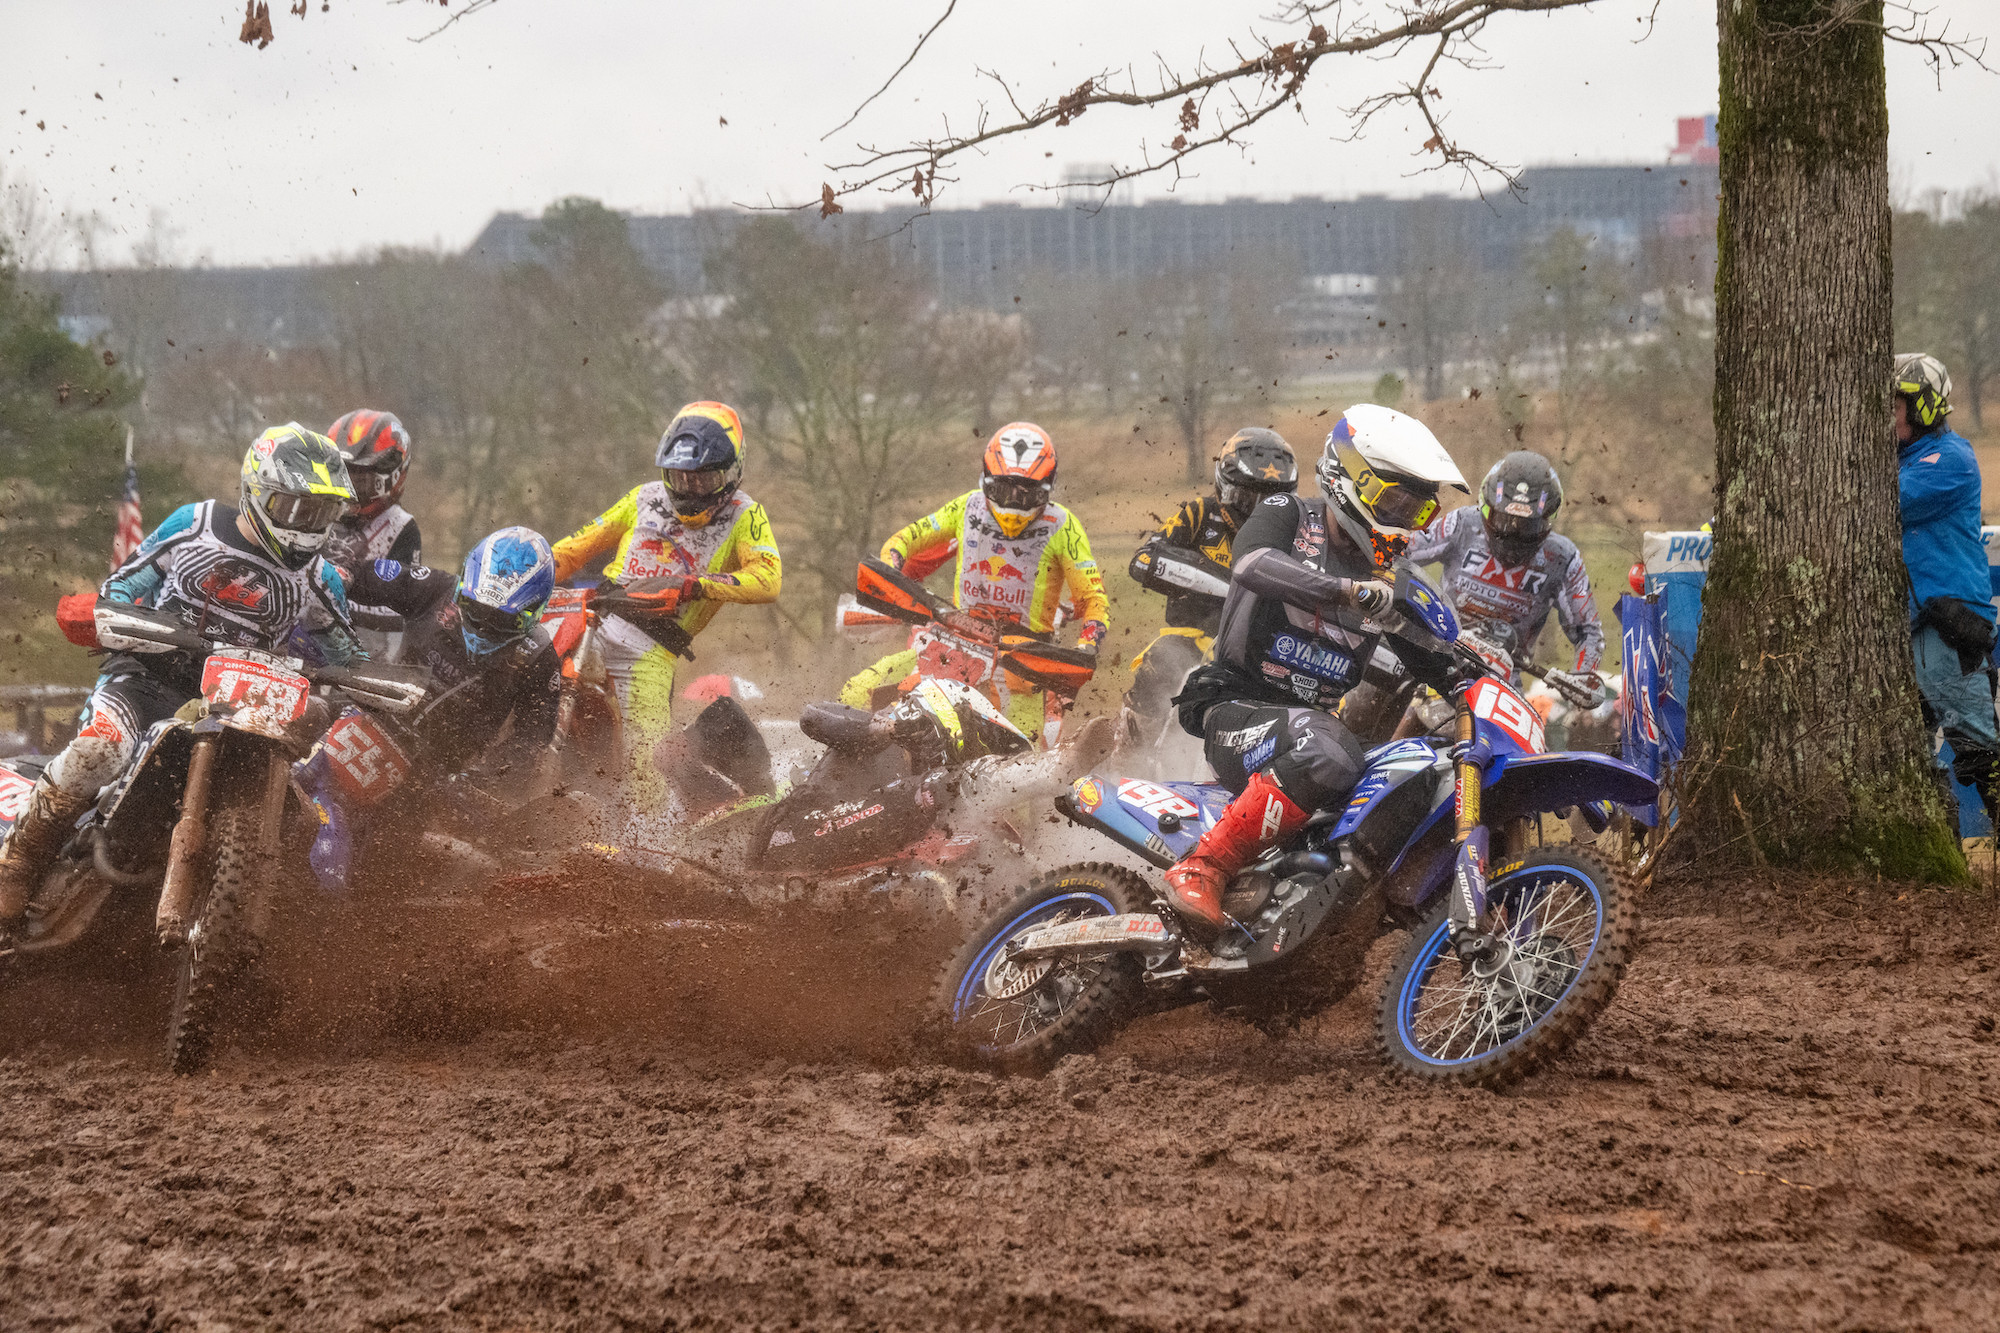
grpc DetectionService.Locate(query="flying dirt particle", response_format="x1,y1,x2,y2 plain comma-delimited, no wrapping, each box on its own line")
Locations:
101,350,117,367
36,121,44,130
720,117,729,127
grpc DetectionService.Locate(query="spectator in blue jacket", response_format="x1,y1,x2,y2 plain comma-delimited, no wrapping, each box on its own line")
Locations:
1896,352,1999,825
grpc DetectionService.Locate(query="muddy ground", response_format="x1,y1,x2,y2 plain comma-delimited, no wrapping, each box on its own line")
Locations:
5,865,2000,1332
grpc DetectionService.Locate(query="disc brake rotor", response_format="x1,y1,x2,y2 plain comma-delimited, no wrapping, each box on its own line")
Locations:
982,948,1054,1000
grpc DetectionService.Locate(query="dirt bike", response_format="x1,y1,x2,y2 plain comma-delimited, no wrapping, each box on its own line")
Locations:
932,565,1658,1087
0,599,430,1072
538,577,696,793
611,559,1108,916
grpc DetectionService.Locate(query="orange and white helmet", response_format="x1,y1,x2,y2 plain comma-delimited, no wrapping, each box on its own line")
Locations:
980,422,1057,538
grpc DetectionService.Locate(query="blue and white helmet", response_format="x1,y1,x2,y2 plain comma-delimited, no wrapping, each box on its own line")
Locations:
456,527,556,657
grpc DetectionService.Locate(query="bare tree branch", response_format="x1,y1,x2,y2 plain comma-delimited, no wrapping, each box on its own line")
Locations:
387,0,503,44
799,0,1621,214
1882,1,1991,84
823,0,962,141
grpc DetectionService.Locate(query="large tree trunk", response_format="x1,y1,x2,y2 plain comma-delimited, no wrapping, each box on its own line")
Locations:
1687,0,1963,879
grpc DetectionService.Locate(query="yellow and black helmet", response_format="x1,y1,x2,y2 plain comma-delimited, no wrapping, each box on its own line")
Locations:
1894,352,1953,431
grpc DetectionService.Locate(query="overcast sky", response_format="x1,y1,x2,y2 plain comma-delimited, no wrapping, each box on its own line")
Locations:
4,0,1995,267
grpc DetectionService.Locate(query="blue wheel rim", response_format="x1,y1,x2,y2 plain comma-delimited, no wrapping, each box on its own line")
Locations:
1394,863,1606,1068
951,890,1115,1030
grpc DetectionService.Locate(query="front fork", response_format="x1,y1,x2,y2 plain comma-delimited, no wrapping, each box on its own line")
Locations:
1447,688,1499,963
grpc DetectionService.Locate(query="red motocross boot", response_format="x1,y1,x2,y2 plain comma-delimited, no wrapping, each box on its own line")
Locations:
1161,771,1312,941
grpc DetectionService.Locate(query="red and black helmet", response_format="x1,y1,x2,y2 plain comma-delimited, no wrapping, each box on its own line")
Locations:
327,409,413,518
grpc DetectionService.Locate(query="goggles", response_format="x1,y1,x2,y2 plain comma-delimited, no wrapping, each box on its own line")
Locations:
1354,468,1439,531
665,467,732,497
259,489,348,532
983,475,1051,512
1483,504,1552,542
346,465,402,502
456,589,539,643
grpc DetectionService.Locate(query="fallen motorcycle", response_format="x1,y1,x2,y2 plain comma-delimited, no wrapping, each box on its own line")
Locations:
0,599,429,1072
614,559,1105,916
932,566,1657,1087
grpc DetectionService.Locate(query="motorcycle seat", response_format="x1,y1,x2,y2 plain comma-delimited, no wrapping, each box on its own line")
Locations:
799,702,888,756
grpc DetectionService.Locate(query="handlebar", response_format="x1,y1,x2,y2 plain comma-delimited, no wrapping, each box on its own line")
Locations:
93,602,434,715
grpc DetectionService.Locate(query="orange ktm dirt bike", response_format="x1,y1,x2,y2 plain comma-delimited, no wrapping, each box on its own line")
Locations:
537,577,696,793
0,598,430,1073
846,556,1098,748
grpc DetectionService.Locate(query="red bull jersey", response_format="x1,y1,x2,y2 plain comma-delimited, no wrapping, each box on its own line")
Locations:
881,491,1107,636
551,482,782,637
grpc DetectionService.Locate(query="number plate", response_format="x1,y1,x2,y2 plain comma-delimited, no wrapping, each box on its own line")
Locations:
321,711,412,805
1469,677,1547,754
1117,779,1201,820
201,653,310,733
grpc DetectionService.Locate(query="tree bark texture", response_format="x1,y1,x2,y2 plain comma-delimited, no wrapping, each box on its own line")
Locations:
1688,0,1962,879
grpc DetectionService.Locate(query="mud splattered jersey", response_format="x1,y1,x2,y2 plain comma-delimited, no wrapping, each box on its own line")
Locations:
1404,505,1604,672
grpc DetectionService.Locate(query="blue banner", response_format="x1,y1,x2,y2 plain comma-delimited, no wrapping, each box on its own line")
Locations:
1618,592,1682,827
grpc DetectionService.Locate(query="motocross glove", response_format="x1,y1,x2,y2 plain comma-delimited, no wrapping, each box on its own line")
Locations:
1076,620,1107,656
882,550,906,572
1543,668,1606,710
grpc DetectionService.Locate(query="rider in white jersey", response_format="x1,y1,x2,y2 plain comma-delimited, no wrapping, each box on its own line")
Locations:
1405,450,1604,698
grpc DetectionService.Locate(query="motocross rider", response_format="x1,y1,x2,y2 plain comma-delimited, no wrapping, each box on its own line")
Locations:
0,425,361,931
1163,404,1469,941
1404,449,1604,703
302,527,563,887
1123,427,1299,744
324,410,422,659
550,402,782,815
840,423,1109,740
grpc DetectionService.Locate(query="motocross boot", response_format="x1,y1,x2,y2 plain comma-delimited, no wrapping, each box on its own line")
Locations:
0,775,89,929
1161,771,1311,941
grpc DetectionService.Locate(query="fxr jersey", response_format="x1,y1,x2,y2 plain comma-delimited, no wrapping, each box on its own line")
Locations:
1404,505,1604,673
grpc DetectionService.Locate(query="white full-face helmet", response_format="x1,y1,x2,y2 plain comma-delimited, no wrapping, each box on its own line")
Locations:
1316,403,1469,567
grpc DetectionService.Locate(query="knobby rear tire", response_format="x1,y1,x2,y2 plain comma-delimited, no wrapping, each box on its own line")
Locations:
165,797,264,1075
927,862,1151,1074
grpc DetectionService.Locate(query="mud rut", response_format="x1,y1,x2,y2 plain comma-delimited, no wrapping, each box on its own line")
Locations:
5,865,2000,1331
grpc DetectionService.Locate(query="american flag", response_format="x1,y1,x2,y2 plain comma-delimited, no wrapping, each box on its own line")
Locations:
111,427,142,570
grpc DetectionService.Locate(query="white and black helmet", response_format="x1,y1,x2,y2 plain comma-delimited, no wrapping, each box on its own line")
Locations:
1317,404,1468,565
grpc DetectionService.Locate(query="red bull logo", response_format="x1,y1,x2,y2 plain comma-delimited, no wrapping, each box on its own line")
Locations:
974,554,1028,582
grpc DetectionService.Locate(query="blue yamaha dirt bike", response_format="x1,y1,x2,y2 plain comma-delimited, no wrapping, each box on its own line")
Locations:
932,568,1658,1088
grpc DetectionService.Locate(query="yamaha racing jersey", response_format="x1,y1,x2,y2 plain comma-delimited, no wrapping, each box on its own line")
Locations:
341,559,561,777
1134,496,1238,634
1210,494,1407,711
1404,505,1605,673
102,500,360,694
325,504,422,632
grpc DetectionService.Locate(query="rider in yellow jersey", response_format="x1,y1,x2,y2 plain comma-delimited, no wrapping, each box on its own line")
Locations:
552,402,781,812
842,423,1108,740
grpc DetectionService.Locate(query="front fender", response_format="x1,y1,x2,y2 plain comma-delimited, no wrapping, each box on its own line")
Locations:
1482,751,1659,824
